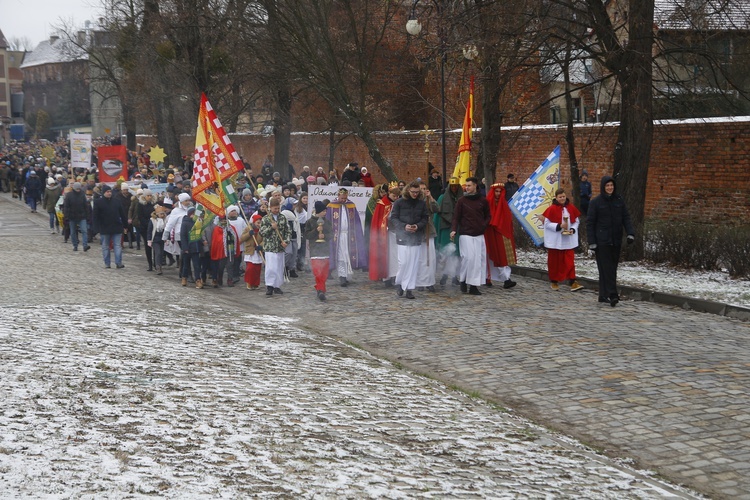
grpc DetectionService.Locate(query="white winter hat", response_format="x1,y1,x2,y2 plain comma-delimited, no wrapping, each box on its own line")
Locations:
47,177,56,185
178,193,191,202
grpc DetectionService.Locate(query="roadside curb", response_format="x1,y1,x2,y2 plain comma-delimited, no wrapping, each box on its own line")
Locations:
512,265,750,322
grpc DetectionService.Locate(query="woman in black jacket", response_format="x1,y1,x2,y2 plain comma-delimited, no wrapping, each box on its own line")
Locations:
586,175,635,307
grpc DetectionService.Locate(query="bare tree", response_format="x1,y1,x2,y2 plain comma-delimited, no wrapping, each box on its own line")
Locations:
250,0,404,181
7,36,34,52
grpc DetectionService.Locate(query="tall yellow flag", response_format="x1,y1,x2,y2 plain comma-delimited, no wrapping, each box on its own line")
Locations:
452,76,474,185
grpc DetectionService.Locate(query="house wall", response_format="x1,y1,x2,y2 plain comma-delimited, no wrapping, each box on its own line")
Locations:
139,117,750,223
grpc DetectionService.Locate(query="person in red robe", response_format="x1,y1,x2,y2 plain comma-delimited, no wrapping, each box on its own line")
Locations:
209,216,241,287
542,188,583,291
369,185,400,285
485,182,517,289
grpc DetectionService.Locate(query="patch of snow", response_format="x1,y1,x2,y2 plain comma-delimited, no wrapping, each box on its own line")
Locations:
517,248,750,308
0,304,698,498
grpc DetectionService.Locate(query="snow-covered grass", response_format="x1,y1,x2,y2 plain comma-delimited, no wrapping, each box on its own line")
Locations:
517,249,750,309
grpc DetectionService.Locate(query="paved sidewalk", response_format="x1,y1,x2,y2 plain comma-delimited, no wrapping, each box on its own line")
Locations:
3,193,748,498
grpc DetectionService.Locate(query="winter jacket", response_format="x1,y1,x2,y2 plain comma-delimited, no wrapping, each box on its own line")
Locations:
451,193,490,236
586,176,635,247
259,212,291,253
305,215,333,258
180,215,202,253
389,195,428,246
44,185,62,213
240,225,264,256
93,196,127,235
428,175,444,198
63,190,90,222
24,175,43,200
136,198,155,231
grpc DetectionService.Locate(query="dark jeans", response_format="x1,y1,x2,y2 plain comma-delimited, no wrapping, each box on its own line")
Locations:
139,226,152,269
188,251,203,281
200,252,211,281
69,219,89,249
180,249,193,279
153,241,165,270
211,258,228,284
595,245,621,300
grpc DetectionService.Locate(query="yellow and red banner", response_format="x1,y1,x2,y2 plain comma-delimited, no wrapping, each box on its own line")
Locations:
452,76,474,186
191,93,244,217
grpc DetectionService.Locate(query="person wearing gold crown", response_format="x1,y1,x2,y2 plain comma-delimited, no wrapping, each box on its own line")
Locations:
326,187,368,286
485,182,518,289
368,183,400,286
434,176,463,286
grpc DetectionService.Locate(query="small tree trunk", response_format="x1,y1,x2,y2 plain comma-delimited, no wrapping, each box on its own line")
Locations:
274,86,293,180
562,46,581,207
359,127,397,182
612,0,654,261
479,64,503,188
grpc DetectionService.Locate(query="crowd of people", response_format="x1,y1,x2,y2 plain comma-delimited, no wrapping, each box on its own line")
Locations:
1,140,635,306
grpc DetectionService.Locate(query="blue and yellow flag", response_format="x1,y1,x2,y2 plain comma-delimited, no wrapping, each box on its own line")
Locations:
508,146,561,246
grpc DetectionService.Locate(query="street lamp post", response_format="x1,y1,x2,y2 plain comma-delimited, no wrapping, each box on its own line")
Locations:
406,1,447,187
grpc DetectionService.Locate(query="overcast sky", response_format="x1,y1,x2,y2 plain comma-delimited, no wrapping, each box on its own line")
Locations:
1,0,101,49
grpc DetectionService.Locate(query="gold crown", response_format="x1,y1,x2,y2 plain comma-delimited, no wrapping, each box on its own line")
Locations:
388,180,399,189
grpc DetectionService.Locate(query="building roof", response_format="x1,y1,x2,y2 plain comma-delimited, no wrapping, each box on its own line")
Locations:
0,28,8,49
20,36,88,69
655,0,750,31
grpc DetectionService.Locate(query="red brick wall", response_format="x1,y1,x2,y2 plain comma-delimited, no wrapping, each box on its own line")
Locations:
150,118,750,222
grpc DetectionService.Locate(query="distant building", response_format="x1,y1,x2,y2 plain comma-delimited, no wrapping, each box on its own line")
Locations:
20,34,91,140
0,28,26,145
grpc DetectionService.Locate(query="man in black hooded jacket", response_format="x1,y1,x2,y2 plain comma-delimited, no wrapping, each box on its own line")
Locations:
586,175,635,307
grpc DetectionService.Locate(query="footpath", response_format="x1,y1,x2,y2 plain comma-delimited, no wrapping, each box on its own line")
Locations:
2,193,749,499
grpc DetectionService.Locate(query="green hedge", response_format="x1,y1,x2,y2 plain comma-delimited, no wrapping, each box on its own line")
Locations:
644,221,750,278
512,217,750,278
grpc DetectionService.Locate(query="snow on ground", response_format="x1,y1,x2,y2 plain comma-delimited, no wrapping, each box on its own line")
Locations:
0,304,695,499
517,249,750,309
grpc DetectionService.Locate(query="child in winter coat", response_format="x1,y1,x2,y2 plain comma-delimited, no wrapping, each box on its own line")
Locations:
240,214,264,289
147,205,168,275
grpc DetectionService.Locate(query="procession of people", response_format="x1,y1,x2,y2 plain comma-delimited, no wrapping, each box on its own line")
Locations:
1,139,634,306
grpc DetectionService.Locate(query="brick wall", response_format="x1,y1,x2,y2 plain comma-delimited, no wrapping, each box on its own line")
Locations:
152,117,750,222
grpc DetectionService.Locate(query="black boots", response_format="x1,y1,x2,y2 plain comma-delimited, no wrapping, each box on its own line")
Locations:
266,286,274,296
468,285,482,295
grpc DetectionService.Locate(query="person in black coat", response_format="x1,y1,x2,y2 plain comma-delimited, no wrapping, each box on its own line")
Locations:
389,181,428,299
24,170,43,213
93,185,128,269
180,207,203,287
586,175,635,307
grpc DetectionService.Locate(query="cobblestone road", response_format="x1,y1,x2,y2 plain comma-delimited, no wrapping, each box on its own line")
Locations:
3,193,746,498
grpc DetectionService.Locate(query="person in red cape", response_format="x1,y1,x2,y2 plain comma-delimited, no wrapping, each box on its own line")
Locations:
368,185,401,286
542,188,584,291
209,215,241,287
485,183,517,289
